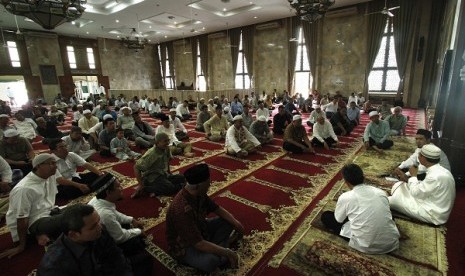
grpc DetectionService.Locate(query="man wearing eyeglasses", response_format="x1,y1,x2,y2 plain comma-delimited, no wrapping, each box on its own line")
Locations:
0,153,63,259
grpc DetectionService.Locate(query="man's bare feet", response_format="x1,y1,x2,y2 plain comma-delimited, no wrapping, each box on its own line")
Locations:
184,152,195,158
36,234,50,246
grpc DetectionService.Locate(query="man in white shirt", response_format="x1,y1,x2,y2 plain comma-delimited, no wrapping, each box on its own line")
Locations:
149,98,163,118
61,126,96,160
321,164,399,254
72,104,84,125
389,144,455,225
176,100,192,121
393,129,450,181
306,105,324,127
322,97,339,118
78,109,99,136
225,115,261,157
156,114,194,157
13,111,37,142
312,116,338,150
256,101,271,125
169,108,189,141
50,140,103,199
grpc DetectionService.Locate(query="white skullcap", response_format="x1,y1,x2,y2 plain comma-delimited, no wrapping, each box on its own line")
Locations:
3,129,19,137
233,115,243,121
293,115,301,121
200,98,205,101
369,111,379,117
169,108,177,112
32,153,54,168
421,144,441,159
0,114,9,118
223,107,230,112
77,104,83,108
88,101,94,105
103,114,114,120
83,109,91,114
258,115,267,122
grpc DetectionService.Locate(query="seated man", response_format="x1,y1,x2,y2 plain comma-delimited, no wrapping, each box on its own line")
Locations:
132,133,186,198
98,117,117,157
283,115,315,154
116,107,135,140
0,156,22,220
149,98,163,118
392,129,450,181
377,99,392,119
256,101,271,125
1,154,61,259
36,116,64,144
195,104,211,132
38,204,133,275
0,113,14,140
222,107,234,124
346,101,360,126
166,164,243,273
100,104,118,121
249,116,273,145
225,115,261,157
47,106,65,125
312,116,338,150
363,111,393,153
13,111,37,142
176,100,192,121
385,106,408,136
389,144,455,225
322,97,339,119
0,129,35,175
230,97,243,117
203,105,229,142
169,108,189,141
330,107,354,136
156,114,194,158
78,109,99,139
306,105,324,127
51,139,103,199
62,126,96,160
72,104,84,125
272,105,292,135
321,164,399,254
132,113,155,149
241,104,253,129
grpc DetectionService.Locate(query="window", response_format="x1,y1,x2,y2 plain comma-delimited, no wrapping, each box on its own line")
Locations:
368,19,400,93
7,41,21,67
164,47,173,89
67,46,77,69
86,48,95,69
235,32,250,89
196,41,206,91
294,27,312,98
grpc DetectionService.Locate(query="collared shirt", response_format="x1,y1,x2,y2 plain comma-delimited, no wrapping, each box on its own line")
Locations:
166,188,219,258
284,123,306,143
53,152,86,180
398,146,450,172
196,111,211,129
135,146,171,184
13,119,37,140
0,155,12,183
38,231,132,276
176,104,190,117
347,107,360,122
6,171,60,242
230,101,243,114
249,121,271,138
363,120,390,143
256,108,270,119
169,116,187,133
149,103,161,114
78,116,99,134
203,115,229,136
0,137,33,161
73,111,84,122
385,114,407,131
88,197,141,244
308,110,324,124
225,125,260,153
335,184,400,254
117,115,135,130
313,120,338,142
62,135,92,155
156,125,180,145
241,113,253,129
98,129,117,148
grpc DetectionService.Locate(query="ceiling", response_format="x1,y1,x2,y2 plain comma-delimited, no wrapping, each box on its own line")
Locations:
0,0,370,44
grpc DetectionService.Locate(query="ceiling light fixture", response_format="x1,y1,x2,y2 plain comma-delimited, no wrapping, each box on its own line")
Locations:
288,0,335,22
1,0,87,30
121,27,148,50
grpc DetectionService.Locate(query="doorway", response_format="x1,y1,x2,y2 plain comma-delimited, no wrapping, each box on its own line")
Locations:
0,75,28,107
72,76,98,100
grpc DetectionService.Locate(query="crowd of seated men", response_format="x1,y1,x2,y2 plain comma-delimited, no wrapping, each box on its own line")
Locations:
0,90,455,274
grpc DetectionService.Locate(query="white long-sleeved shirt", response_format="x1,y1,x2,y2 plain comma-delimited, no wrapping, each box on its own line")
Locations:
322,102,338,113
176,104,189,117
0,155,12,183
312,120,338,143
149,103,161,114
308,110,325,124
88,197,141,244
169,116,187,133
73,111,84,122
13,119,37,140
398,146,451,173
156,125,180,145
225,125,260,153
256,107,270,119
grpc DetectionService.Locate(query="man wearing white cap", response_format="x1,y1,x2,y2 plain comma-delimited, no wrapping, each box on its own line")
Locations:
0,129,35,175
0,113,14,141
283,115,315,154
225,115,261,157
363,111,393,153
389,144,455,225
116,107,135,140
223,106,234,124
1,153,62,259
306,105,324,127
169,108,189,140
78,109,99,137
249,115,273,144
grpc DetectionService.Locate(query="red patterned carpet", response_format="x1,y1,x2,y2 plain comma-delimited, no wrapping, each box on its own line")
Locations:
1,107,462,275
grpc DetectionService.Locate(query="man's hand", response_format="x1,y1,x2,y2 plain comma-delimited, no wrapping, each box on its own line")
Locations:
364,141,370,149
409,166,418,177
323,142,330,150
393,168,408,182
132,219,144,230
225,249,239,269
36,234,50,246
0,245,25,259
77,184,90,194
341,129,347,136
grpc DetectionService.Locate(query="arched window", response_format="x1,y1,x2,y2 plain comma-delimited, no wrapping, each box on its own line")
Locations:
235,32,250,89
196,41,206,91
294,27,312,98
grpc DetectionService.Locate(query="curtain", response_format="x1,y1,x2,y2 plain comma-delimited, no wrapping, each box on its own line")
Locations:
393,0,418,94
302,21,319,82
190,37,197,89
242,25,255,81
160,44,167,88
362,0,387,98
166,41,176,88
288,17,300,94
229,28,241,79
199,35,209,90
154,45,163,88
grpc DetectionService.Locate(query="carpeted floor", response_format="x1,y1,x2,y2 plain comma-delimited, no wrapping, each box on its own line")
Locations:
1,107,462,276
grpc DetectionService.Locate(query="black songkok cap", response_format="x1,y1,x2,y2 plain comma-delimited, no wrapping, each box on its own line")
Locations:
91,173,116,194
184,163,210,185
159,114,169,122
416,129,431,139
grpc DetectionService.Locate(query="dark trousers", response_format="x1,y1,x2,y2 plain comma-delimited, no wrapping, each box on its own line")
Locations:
283,141,308,154
181,217,234,273
312,137,337,147
143,174,186,196
272,128,285,135
321,211,350,241
118,234,153,275
29,207,67,242
368,137,394,149
10,161,33,176
100,149,112,157
333,124,353,136
57,172,100,199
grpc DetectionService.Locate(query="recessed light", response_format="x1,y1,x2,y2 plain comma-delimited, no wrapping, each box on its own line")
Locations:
254,16,257,19
71,21,76,25
149,26,152,28
115,19,119,23
86,32,89,34
164,35,168,38
202,27,205,30
174,21,177,24
117,35,120,38
223,8,227,11
148,40,151,42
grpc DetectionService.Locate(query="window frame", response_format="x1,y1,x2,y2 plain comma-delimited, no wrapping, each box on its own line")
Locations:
7,41,21,68
235,31,251,90
196,40,206,91
293,27,312,98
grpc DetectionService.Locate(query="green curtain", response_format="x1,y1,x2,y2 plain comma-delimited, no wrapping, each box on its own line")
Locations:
393,0,418,94
242,25,255,81
199,35,209,90
229,28,241,79
363,0,387,98
166,41,176,88
288,17,301,93
160,44,167,88
302,20,319,90
154,45,163,89
190,37,198,89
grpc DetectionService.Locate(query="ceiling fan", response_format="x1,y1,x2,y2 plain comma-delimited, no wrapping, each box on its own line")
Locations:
366,0,400,17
